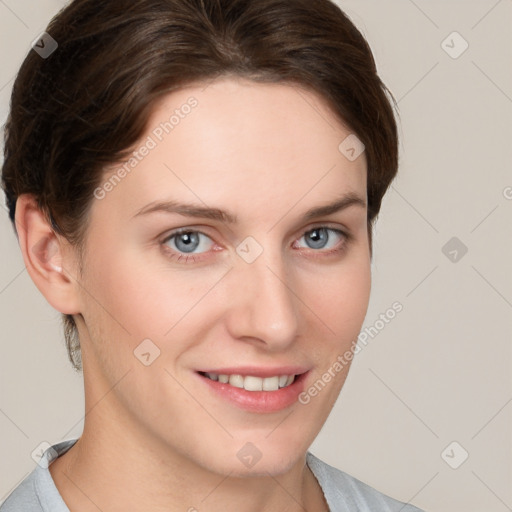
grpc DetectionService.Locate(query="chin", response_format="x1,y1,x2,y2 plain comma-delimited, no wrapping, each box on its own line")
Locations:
204,438,307,478
213,454,303,479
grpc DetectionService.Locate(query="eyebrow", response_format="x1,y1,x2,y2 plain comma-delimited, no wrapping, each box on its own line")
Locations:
132,192,366,223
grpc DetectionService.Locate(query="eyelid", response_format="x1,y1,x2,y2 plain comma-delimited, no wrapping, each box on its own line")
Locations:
302,221,351,235
160,222,351,244
160,227,217,251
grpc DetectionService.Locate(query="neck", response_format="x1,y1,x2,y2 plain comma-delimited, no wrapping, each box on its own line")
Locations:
49,404,328,512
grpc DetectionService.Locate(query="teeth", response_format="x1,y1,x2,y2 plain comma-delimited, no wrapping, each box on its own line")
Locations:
262,376,279,391
244,376,263,391
229,374,244,388
204,373,296,391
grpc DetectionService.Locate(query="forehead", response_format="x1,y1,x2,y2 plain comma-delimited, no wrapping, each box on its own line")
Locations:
96,77,367,222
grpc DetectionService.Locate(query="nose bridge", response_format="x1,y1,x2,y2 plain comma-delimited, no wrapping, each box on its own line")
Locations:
226,242,300,348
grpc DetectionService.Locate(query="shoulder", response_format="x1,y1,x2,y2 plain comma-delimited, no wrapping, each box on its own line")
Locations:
0,439,77,512
0,469,42,512
306,452,425,512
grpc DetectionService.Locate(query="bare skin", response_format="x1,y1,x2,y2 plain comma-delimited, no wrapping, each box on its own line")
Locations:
17,76,370,512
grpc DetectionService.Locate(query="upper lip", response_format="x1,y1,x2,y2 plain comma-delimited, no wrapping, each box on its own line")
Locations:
197,366,310,378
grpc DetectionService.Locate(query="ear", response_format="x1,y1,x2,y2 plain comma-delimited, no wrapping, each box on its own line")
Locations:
15,194,81,315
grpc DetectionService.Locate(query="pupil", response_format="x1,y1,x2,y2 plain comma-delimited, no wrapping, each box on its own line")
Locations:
307,228,327,249
176,232,199,253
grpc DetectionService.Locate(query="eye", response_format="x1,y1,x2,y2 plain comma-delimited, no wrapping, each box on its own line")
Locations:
294,227,347,251
160,225,351,265
162,229,214,255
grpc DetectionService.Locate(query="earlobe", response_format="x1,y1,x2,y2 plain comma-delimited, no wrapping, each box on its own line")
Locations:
15,194,81,315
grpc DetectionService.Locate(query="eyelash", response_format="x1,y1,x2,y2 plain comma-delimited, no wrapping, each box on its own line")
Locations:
160,225,353,264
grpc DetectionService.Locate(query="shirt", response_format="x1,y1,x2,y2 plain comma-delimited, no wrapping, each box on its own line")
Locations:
0,439,424,511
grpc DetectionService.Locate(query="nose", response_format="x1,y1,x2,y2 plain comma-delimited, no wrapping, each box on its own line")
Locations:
224,246,300,351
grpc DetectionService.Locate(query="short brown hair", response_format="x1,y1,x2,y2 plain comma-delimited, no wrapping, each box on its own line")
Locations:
1,0,399,372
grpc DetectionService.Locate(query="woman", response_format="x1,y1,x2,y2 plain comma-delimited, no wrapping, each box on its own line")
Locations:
1,0,424,510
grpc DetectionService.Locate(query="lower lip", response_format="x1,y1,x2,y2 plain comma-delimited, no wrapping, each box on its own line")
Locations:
197,372,308,413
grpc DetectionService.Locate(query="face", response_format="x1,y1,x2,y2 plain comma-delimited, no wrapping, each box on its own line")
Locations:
74,76,371,477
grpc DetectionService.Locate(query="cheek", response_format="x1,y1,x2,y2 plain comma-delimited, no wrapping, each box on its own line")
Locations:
339,262,371,325
79,246,166,354
83,245,227,348
298,258,370,411
306,255,371,343
90,271,165,350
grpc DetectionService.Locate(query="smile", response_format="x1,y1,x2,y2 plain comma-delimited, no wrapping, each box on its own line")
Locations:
200,372,296,391
196,369,309,413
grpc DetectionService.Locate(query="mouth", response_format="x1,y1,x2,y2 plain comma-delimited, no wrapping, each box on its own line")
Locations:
196,369,309,413
198,372,297,391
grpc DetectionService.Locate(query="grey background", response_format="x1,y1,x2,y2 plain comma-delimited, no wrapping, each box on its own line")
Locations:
1,1,511,511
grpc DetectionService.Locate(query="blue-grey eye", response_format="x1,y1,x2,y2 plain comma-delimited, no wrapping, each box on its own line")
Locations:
165,230,213,254
298,228,343,250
